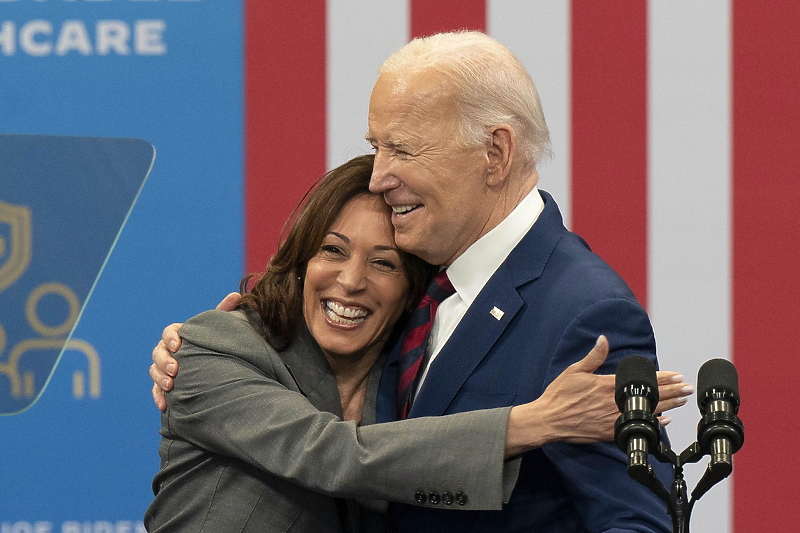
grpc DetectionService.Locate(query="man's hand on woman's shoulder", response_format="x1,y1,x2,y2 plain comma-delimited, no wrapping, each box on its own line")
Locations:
149,292,242,411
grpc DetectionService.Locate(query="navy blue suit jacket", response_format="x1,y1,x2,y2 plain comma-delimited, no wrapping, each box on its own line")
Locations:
376,191,672,532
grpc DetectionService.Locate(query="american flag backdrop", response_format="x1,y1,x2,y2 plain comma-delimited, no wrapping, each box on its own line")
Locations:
244,1,799,531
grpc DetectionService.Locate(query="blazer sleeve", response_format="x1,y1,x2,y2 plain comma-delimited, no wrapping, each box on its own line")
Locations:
540,298,673,533
165,310,516,510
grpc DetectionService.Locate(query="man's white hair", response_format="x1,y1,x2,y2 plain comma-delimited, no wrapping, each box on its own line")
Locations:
379,31,552,171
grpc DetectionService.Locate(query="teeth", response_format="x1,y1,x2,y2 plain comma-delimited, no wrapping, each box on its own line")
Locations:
328,301,367,318
392,204,417,214
325,301,368,324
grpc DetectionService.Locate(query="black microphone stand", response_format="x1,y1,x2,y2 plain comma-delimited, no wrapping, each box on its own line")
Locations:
649,442,695,533
621,421,743,532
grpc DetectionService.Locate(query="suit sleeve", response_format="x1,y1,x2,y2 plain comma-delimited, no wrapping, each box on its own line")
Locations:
540,298,673,533
165,311,515,510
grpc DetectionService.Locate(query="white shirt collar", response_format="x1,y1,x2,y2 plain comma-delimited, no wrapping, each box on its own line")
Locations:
446,187,544,305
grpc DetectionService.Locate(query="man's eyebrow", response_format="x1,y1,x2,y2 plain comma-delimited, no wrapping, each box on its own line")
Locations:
365,136,413,149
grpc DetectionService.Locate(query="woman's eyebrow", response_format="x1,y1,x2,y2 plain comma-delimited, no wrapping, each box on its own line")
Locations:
327,231,349,243
374,244,400,252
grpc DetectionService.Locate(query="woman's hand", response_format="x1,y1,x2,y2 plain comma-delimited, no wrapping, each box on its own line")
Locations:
504,336,693,457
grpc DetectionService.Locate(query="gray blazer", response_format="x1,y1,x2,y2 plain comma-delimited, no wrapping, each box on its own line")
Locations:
144,310,516,532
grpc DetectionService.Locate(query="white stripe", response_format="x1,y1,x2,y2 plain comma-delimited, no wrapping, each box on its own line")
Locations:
648,1,732,531
488,0,571,225
327,0,410,169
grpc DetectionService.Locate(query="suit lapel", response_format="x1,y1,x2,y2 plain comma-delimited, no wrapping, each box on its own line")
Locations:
409,191,568,417
409,265,524,417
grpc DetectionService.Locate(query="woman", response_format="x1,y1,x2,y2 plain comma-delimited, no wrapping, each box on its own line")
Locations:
145,155,684,532
144,154,504,532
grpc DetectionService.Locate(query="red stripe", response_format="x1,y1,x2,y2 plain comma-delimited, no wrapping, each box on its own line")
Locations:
570,1,649,306
398,358,424,394
245,0,327,274
410,0,486,38
400,323,430,354
732,1,800,530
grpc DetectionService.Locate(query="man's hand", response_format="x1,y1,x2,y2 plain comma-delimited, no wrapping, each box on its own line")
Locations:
504,336,693,457
149,292,242,412
150,323,182,412
215,292,243,312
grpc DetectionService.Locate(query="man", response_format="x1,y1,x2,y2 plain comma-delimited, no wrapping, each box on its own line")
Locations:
153,32,688,532
364,31,673,532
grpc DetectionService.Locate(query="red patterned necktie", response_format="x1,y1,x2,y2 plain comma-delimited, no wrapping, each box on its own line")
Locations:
397,269,456,419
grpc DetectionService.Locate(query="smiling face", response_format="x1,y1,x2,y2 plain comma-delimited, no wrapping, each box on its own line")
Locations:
367,70,501,266
302,194,411,364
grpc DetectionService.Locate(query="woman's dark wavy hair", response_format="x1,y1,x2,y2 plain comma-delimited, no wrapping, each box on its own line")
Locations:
236,154,435,346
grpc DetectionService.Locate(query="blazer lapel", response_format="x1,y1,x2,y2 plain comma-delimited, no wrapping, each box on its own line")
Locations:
279,323,344,418
360,353,387,426
409,190,568,417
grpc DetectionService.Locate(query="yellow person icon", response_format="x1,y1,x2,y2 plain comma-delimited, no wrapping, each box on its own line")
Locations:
0,282,101,401
1,200,102,410
0,200,32,292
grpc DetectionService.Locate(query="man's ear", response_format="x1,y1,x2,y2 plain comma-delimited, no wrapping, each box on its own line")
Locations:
486,125,515,187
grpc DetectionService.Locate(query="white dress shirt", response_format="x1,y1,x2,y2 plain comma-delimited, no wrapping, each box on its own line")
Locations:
414,187,545,394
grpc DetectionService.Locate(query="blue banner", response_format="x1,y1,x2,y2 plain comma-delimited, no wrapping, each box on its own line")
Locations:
1,1,243,529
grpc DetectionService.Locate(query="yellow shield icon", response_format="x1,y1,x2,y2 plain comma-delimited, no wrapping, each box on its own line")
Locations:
0,200,32,292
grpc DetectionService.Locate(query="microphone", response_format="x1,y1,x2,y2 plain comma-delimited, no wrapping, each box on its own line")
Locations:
614,355,661,475
695,358,745,478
